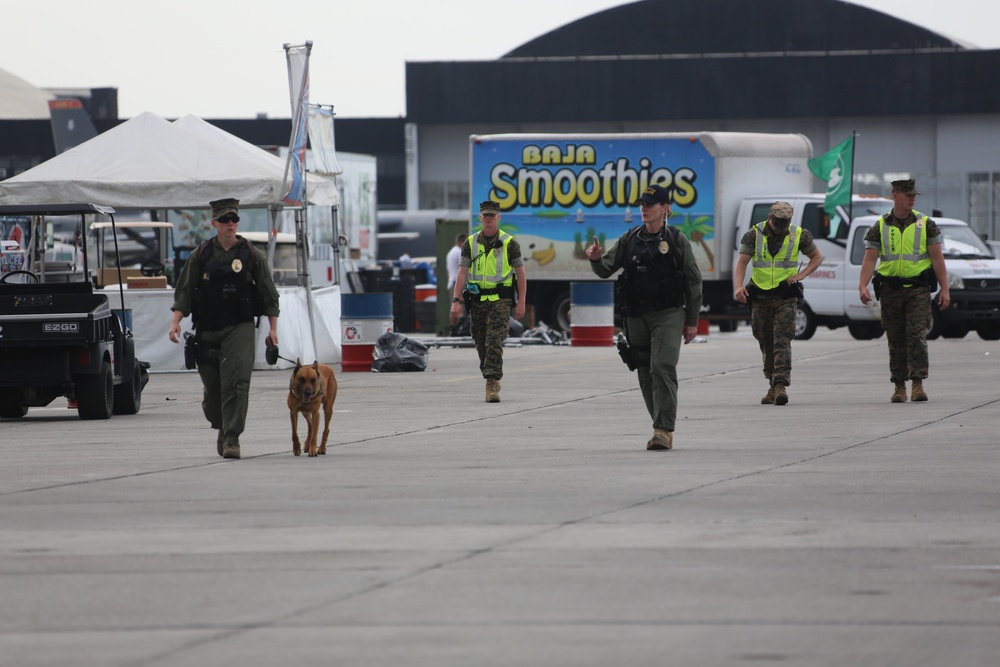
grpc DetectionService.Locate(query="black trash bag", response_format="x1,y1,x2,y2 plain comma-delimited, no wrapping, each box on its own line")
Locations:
371,331,429,372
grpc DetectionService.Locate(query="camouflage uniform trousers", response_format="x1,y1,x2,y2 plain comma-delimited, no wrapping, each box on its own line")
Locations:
470,298,512,380
879,285,932,384
196,321,256,447
750,295,797,387
627,306,684,432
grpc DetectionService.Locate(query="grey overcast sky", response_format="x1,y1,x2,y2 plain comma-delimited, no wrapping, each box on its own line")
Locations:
2,0,997,119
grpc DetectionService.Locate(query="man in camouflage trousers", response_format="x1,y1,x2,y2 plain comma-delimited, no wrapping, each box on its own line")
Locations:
733,201,823,405
450,200,527,403
859,179,950,402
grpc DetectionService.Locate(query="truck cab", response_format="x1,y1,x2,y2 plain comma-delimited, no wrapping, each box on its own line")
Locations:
733,195,1000,340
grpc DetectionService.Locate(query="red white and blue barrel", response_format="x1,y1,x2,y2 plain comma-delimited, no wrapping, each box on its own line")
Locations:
570,281,615,347
340,293,394,372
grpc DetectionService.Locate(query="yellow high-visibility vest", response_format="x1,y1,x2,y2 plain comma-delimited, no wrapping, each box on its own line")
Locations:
751,222,802,290
468,232,514,301
875,211,931,279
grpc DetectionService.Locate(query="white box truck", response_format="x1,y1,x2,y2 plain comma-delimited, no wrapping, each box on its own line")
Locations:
733,194,1000,340
469,132,814,330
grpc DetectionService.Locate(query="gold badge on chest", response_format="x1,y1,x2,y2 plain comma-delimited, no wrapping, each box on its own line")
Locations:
658,240,670,254
231,259,243,273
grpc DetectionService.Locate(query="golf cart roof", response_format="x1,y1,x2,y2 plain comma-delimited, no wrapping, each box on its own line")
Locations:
91,221,172,230
0,204,115,217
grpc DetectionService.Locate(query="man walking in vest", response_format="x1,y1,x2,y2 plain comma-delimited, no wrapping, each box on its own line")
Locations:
450,200,527,403
733,201,823,405
167,198,281,458
859,179,950,402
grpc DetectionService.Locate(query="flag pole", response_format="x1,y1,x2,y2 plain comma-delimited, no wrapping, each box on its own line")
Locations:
848,131,856,223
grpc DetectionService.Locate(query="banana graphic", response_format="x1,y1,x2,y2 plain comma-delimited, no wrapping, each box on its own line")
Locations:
532,242,556,266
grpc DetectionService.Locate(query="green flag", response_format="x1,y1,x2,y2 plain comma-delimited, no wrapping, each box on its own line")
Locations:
808,135,854,213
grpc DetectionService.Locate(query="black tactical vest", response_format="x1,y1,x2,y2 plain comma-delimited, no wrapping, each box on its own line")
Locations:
621,225,685,313
193,239,256,331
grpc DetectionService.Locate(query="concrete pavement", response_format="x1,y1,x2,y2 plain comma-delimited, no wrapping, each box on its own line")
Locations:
1,327,998,666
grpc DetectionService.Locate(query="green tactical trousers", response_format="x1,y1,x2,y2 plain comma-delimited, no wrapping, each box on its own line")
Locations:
626,306,684,432
197,321,256,447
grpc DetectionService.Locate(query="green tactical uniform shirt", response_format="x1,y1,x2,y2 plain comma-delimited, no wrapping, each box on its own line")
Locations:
171,236,281,322
589,225,704,326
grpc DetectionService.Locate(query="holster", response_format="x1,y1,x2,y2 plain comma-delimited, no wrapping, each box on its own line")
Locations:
183,332,199,370
616,334,640,372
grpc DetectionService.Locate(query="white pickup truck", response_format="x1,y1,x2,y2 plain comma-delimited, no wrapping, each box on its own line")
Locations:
734,194,1000,340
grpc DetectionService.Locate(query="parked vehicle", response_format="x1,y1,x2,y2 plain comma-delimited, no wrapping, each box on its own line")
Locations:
0,204,149,420
733,194,1000,340
468,132,814,330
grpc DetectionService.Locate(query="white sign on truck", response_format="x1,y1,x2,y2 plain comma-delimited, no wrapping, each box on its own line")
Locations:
469,132,813,330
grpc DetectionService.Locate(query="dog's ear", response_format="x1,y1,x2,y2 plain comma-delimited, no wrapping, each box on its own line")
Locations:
294,357,302,370
312,360,319,370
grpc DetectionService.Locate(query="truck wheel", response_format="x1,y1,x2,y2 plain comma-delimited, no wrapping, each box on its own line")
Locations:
551,291,571,332
794,302,817,340
0,390,27,419
75,361,114,420
848,322,884,340
927,307,942,340
941,325,969,339
976,323,1000,341
112,359,142,415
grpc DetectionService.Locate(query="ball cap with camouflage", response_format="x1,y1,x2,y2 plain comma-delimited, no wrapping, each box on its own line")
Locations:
769,201,794,220
479,200,500,213
210,198,240,221
633,183,671,206
891,179,921,196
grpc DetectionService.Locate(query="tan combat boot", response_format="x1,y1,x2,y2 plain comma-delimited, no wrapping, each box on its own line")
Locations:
485,379,501,403
773,383,788,406
891,383,907,403
761,385,776,405
222,444,241,459
646,428,673,451
911,379,928,402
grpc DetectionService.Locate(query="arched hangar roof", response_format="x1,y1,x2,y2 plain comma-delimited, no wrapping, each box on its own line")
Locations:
503,0,966,58
405,0,998,124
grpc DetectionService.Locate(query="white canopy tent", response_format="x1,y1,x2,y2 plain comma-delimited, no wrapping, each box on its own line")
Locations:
0,111,344,368
171,114,338,207
0,111,338,208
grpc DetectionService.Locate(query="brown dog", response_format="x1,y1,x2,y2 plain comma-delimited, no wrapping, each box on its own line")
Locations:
287,359,338,457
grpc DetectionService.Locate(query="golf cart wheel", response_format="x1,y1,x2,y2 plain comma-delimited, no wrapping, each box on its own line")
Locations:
75,361,114,420
112,359,142,415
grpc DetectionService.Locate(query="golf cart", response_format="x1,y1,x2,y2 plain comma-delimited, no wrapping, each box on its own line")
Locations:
0,204,150,420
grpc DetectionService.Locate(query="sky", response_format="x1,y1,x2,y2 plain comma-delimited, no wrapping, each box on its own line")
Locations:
2,0,998,120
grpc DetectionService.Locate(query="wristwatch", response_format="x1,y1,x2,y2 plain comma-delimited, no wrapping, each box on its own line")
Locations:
451,297,461,303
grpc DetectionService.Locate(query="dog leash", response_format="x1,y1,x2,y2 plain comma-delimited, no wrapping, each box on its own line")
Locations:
265,344,296,366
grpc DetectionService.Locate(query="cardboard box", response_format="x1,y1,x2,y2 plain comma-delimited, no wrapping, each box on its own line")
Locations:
125,276,168,289
97,267,144,287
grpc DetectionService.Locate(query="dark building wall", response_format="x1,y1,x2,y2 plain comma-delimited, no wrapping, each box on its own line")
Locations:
407,49,1000,125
